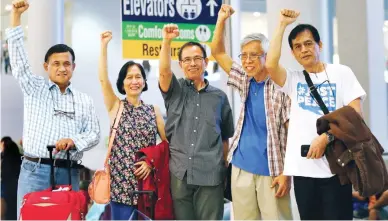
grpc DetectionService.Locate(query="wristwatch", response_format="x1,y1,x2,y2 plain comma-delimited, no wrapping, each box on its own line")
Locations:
326,132,335,144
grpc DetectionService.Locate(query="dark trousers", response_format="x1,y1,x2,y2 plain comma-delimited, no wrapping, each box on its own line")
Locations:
294,175,353,220
170,174,224,220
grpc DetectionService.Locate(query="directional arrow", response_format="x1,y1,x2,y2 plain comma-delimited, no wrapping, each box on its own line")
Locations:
206,0,219,17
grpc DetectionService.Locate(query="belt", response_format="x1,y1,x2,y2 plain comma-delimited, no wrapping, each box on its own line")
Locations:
24,156,84,169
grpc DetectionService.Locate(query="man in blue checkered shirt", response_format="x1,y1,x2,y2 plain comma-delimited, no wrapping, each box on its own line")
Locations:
7,1,101,218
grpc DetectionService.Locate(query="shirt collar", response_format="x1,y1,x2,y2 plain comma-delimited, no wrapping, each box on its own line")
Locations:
185,78,210,92
48,80,73,94
249,76,270,84
125,99,144,108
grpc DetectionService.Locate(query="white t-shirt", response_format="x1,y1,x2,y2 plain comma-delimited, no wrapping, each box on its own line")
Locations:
277,63,366,178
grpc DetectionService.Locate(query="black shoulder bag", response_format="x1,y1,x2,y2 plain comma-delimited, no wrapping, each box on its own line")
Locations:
303,70,329,114
301,70,333,157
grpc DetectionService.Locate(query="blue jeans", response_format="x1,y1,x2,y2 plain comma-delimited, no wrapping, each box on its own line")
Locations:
17,158,80,219
110,201,137,220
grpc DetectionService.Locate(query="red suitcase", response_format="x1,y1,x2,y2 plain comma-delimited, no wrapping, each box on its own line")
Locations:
19,146,87,220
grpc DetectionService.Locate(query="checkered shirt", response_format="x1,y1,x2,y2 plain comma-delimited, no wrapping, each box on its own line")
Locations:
227,62,291,176
6,26,100,161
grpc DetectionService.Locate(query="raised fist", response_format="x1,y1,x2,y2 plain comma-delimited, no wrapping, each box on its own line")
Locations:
101,31,112,45
280,9,300,26
12,0,29,14
162,24,179,40
218,4,235,22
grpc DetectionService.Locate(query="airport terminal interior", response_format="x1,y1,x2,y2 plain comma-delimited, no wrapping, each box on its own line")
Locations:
1,0,388,220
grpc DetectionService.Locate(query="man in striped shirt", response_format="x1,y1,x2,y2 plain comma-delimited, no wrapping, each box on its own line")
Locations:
211,4,292,220
7,1,100,218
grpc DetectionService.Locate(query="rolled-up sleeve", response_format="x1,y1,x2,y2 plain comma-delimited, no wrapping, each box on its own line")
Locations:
71,97,100,152
227,62,246,97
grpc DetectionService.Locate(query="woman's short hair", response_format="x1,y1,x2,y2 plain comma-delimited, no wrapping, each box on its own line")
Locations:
116,61,148,95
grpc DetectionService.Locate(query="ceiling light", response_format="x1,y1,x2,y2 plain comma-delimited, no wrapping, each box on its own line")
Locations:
385,21,388,26
253,12,261,17
5,4,12,11
383,27,388,32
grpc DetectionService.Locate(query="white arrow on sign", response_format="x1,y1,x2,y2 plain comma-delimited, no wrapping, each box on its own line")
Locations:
206,0,219,17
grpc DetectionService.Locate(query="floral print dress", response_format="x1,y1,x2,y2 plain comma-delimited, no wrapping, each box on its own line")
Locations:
109,100,157,205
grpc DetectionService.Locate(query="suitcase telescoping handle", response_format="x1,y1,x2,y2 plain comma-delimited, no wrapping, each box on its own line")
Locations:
47,145,72,190
130,190,156,220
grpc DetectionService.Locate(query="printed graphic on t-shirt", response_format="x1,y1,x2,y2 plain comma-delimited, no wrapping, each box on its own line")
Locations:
297,82,337,115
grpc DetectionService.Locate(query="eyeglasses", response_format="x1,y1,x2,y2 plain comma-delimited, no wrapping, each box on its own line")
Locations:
54,109,75,119
238,53,266,61
50,89,76,120
309,80,336,105
181,56,204,64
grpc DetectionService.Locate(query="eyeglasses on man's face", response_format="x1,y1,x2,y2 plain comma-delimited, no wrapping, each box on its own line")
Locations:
181,56,204,64
238,53,266,61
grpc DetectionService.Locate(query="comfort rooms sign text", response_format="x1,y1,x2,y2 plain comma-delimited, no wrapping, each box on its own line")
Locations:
121,0,221,60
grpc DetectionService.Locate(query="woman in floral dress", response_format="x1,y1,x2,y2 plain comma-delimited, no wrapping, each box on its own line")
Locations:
98,31,167,220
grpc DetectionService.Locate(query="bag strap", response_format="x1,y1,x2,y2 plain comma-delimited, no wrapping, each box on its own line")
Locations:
152,105,162,142
303,70,329,115
104,101,124,166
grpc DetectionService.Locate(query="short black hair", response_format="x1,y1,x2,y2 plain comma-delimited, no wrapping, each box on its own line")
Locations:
288,24,321,49
116,61,148,95
178,41,207,61
44,44,75,63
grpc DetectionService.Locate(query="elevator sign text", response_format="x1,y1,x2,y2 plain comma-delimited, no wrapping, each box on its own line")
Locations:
121,0,221,60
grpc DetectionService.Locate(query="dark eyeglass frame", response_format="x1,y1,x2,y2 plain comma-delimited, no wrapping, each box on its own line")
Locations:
308,79,336,107
180,56,204,64
50,89,76,120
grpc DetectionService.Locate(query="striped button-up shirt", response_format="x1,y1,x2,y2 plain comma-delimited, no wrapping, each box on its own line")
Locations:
227,62,291,176
6,26,100,161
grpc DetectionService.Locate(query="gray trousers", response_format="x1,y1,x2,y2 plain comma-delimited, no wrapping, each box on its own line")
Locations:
170,174,224,220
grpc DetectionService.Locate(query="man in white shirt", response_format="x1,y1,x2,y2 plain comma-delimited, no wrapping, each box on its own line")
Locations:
265,9,366,220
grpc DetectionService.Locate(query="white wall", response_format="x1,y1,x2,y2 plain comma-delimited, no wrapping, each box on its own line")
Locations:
336,0,388,149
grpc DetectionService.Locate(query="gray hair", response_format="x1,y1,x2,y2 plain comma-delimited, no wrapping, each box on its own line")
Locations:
240,33,269,53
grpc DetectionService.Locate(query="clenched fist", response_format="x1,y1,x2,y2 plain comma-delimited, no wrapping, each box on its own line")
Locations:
218,4,235,22
162,24,179,40
101,31,112,45
280,9,300,26
12,0,29,14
